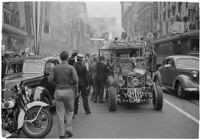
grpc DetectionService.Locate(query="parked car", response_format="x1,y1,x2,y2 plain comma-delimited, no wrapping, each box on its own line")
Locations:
2,56,59,105
99,41,163,111
154,55,199,98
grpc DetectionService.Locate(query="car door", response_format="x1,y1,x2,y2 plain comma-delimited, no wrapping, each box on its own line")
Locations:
41,59,57,98
164,58,177,87
159,59,168,85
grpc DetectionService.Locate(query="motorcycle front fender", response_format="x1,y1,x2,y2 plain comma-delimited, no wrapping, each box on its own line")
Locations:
17,101,49,129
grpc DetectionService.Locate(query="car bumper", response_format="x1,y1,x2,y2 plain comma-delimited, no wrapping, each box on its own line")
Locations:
184,86,199,93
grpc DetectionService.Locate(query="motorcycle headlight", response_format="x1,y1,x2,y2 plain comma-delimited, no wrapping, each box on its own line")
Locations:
25,86,32,97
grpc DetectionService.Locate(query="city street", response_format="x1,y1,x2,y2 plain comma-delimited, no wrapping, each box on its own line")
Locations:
16,89,199,138
2,2,199,139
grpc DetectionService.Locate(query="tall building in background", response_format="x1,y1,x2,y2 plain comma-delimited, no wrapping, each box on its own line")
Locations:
157,2,199,38
40,2,88,55
121,2,199,41
121,2,158,41
2,2,48,55
2,2,34,54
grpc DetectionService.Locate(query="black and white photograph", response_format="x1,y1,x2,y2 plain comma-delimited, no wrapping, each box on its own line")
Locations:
1,0,199,138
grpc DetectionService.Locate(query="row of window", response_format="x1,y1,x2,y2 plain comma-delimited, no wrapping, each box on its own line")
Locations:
159,2,188,22
155,42,174,55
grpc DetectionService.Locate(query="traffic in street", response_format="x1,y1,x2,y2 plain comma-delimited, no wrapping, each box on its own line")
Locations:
2,1,199,139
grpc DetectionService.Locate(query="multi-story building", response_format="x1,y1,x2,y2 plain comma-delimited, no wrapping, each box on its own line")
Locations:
157,2,199,38
40,2,88,55
121,2,199,40
2,2,34,54
121,2,158,40
2,2,49,55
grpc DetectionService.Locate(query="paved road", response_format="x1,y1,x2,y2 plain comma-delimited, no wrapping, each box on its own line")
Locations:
17,89,199,138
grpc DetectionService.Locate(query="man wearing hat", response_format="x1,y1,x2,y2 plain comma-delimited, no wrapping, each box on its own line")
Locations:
74,54,91,115
68,50,78,66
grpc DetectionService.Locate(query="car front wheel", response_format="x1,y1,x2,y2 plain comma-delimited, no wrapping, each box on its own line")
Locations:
176,83,186,99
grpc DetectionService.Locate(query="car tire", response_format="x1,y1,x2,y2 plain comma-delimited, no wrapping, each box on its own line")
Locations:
176,83,187,99
152,86,163,111
108,87,117,111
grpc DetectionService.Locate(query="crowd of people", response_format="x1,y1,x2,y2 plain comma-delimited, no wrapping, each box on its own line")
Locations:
48,50,114,138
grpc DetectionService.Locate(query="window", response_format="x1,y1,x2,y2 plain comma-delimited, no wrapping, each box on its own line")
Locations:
164,2,166,7
6,63,23,75
191,38,199,51
172,5,176,16
178,2,182,12
163,12,166,21
186,2,188,8
168,9,170,18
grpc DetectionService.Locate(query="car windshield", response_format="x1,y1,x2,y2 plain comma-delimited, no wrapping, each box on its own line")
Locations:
176,58,199,69
23,60,44,73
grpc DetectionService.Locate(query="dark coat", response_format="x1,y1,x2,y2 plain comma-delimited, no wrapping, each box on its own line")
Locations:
74,62,89,87
96,62,108,82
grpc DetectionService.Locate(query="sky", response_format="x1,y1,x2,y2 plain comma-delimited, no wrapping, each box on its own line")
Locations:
86,2,123,37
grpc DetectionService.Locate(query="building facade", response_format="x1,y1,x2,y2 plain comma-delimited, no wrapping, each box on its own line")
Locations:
2,2,34,54
157,2,199,38
40,2,88,55
121,2,199,41
2,2,49,55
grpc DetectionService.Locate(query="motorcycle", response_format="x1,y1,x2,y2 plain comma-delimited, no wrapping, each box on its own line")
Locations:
2,83,53,138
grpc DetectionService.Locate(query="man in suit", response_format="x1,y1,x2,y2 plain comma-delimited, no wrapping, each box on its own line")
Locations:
74,54,91,115
95,56,108,103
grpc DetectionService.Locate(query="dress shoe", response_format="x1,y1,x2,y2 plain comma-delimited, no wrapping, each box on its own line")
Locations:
72,115,75,119
65,131,73,138
59,136,65,139
86,111,91,115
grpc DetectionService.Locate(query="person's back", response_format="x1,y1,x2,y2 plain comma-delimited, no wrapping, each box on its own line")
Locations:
96,62,107,82
48,51,78,138
90,61,97,79
52,63,78,89
74,62,89,88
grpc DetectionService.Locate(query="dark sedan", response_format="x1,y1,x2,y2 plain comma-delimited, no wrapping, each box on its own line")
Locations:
2,56,59,104
154,55,199,98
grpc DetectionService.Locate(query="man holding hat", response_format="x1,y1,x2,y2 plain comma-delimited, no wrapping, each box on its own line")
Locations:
74,54,91,115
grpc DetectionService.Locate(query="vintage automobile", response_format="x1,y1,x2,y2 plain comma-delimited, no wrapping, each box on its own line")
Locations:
2,56,59,106
99,41,163,111
154,55,199,98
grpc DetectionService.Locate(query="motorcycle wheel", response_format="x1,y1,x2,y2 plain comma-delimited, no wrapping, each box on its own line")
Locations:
22,107,53,138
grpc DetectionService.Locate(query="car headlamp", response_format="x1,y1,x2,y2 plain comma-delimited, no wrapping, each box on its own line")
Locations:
192,71,198,78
